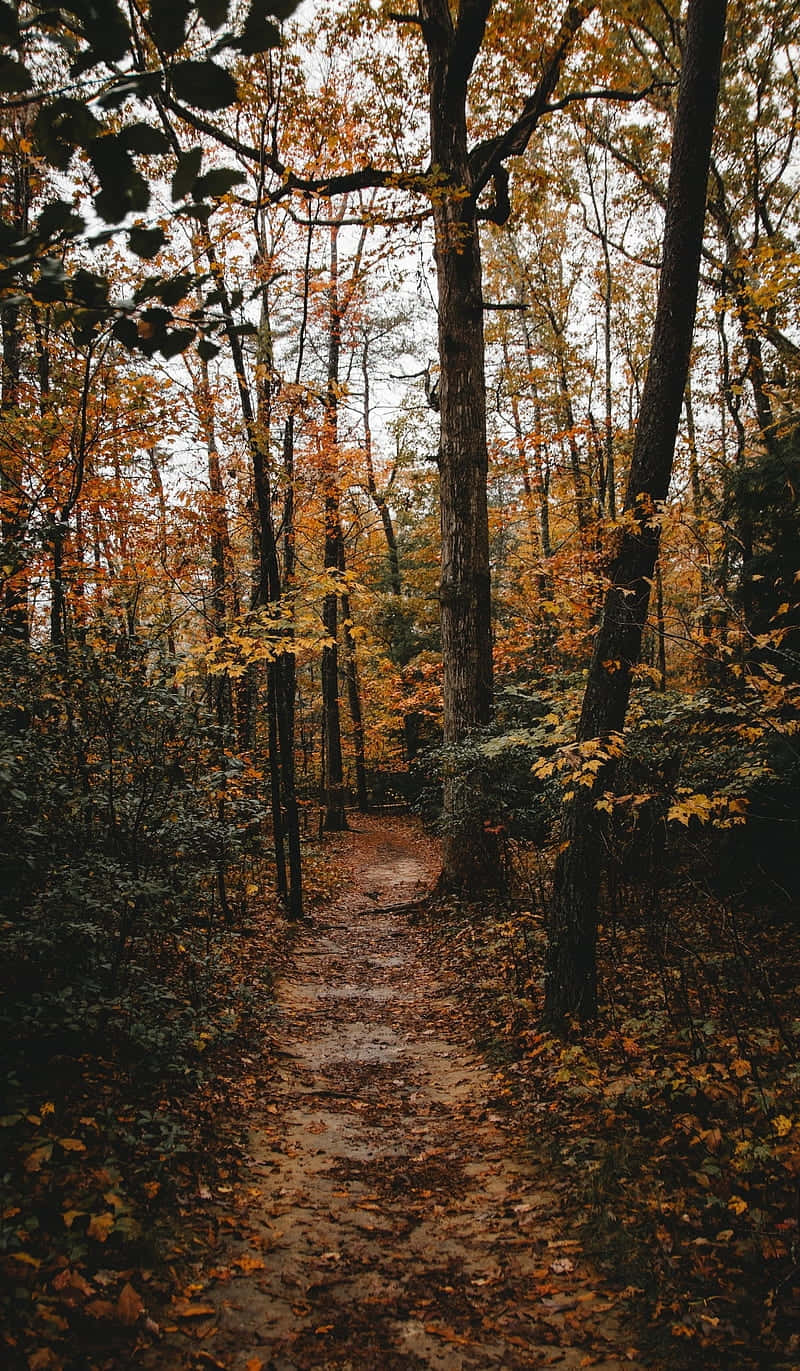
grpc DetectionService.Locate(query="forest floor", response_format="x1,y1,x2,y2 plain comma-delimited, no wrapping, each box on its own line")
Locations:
138,814,645,1371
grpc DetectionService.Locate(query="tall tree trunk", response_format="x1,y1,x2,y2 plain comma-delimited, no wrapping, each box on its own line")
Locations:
421,0,499,890
320,219,348,830
544,0,728,1027
204,234,303,917
341,586,369,811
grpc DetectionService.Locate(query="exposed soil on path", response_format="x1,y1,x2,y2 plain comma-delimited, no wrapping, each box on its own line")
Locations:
146,816,644,1371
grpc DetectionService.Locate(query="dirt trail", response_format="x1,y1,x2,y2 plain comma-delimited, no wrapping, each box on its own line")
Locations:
151,816,643,1371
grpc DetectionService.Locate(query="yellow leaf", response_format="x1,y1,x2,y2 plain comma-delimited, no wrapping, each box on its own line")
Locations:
730,1058,751,1078
729,1195,748,1215
10,1251,41,1267
87,1212,115,1242
58,1138,86,1152
62,1210,84,1229
773,1114,793,1137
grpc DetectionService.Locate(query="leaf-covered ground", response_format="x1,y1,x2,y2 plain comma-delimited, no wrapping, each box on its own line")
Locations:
428,851,800,1370
3,815,797,1369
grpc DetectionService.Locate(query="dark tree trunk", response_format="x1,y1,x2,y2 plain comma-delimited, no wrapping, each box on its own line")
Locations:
421,0,499,890
320,221,348,831
1,297,28,641
544,0,728,1027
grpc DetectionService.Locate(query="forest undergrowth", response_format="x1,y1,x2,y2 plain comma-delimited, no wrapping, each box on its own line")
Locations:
423,851,800,1370
0,823,350,1371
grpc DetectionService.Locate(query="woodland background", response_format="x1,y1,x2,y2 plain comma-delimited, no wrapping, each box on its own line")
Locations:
0,0,798,1367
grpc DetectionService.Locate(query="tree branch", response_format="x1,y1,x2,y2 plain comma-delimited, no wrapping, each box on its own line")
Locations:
469,0,597,196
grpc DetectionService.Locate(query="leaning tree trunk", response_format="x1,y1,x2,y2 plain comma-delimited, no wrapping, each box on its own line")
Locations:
544,0,728,1027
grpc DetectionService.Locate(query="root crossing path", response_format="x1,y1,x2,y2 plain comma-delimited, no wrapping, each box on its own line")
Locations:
154,816,643,1371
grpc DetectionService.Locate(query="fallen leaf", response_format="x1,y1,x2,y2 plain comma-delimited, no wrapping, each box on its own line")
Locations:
232,1253,265,1272
117,1282,144,1325
424,1324,471,1346
25,1144,53,1173
52,1268,93,1299
87,1212,115,1242
58,1138,86,1152
172,1300,218,1318
27,1350,62,1370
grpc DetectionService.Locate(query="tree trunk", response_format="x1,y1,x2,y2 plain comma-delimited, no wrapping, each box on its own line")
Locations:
320,220,348,831
421,0,499,890
545,0,728,1027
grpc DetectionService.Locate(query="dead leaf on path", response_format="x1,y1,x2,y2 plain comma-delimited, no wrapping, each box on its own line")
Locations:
117,1282,144,1325
424,1324,472,1346
87,1212,115,1242
232,1253,265,1272
550,1257,575,1274
52,1268,93,1299
244,1360,265,1371
172,1300,218,1319
307,1121,327,1134
315,1324,334,1334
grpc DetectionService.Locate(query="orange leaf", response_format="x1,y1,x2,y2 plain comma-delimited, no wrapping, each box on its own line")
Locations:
232,1253,265,1272
424,1324,471,1346
172,1300,218,1319
87,1212,115,1243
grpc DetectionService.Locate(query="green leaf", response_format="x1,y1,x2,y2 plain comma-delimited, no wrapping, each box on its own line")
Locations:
196,0,228,27
236,0,281,55
160,327,197,357
193,168,246,199
170,59,237,110
71,267,109,307
197,338,220,361
172,146,203,202
35,99,101,170
36,200,86,241
157,274,195,306
118,123,171,156
77,0,131,63
128,225,167,259
148,0,191,53
0,55,32,93
112,317,139,350
89,135,150,221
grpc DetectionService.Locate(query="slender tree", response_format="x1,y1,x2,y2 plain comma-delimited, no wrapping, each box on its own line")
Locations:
544,0,729,1027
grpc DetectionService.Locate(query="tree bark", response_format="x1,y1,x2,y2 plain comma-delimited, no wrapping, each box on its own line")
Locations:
421,0,500,890
544,0,728,1027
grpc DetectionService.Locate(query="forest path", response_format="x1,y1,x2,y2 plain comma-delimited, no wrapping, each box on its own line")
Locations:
149,815,642,1371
